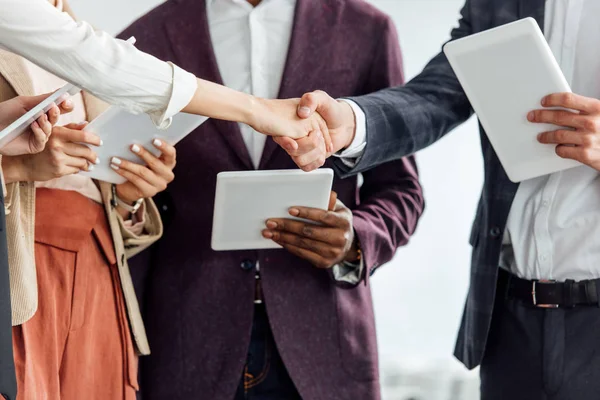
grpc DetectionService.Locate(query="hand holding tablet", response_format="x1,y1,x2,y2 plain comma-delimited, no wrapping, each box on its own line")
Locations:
0,90,76,156
211,169,334,251
444,17,579,182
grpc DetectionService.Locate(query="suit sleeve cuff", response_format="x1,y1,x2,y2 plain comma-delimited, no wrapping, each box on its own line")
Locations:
332,257,364,286
332,99,367,168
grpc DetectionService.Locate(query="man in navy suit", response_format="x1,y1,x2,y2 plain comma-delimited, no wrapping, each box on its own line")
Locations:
282,0,600,398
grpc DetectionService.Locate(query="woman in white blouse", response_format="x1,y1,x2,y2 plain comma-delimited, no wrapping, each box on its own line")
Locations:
0,0,330,151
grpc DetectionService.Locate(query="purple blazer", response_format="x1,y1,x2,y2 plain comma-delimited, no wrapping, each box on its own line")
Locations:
122,1,424,399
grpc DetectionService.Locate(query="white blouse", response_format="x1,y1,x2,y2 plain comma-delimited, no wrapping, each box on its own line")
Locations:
0,0,198,128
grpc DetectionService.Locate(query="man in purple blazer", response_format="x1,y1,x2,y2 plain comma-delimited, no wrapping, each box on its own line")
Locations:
121,0,424,399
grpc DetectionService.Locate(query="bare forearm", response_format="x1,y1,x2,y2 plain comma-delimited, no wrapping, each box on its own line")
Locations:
182,78,259,126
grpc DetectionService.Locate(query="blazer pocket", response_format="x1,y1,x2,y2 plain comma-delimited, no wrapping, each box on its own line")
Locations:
335,284,379,382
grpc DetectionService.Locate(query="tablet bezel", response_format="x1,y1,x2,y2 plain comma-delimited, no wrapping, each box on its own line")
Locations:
211,169,334,251
443,17,579,182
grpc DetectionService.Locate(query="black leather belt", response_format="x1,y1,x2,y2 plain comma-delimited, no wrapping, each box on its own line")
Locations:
498,268,600,308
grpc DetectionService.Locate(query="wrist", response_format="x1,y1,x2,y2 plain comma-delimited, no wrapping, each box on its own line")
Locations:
115,185,141,206
338,100,357,150
246,97,268,130
2,156,30,184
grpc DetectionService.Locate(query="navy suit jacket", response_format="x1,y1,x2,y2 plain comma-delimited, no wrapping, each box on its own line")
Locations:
121,0,424,399
338,0,547,369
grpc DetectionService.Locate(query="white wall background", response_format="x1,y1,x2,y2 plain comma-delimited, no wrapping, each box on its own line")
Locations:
69,0,483,397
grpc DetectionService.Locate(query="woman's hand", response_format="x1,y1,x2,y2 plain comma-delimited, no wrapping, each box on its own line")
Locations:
2,122,101,183
250,98,333,154
0,93,74,156
112,139,176,217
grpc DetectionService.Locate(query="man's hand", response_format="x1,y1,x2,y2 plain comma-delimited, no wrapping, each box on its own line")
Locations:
532,93,600,171
262,192,360,269
273,90,356,171
3,122,101,183
251,98,332,153
0,93,74,156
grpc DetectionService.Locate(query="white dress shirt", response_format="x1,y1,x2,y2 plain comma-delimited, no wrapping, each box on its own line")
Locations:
207,0,362,282
346,0,600,281
0,0,197,128
207,0,296,168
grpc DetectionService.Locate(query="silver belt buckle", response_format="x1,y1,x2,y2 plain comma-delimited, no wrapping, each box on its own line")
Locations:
532,280,559,308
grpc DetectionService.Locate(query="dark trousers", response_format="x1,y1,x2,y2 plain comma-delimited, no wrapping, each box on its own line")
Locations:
234,305,302,400
0,188,16,400
480,274,600,400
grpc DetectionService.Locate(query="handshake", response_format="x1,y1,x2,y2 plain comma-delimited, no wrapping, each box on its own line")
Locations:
0,90,351,172
248,91,357,171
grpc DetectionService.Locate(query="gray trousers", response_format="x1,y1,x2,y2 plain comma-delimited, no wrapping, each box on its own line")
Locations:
480,281,600,400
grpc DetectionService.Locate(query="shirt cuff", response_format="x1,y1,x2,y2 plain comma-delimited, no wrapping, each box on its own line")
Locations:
148,63,198,130
332,258,364,286
121,202,147,236
333,99,367,167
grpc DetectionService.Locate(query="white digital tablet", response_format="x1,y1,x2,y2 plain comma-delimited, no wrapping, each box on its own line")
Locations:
443,17,580,182
211,169,334,251
0,83,81,148
80,107,207,184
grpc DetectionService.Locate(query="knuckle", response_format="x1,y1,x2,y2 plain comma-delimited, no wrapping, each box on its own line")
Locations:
552,112,564,125
301,225,314,237
580,148,594,163
582,134,595,147
166,171,175,183
561,93,573,104
583,118,597,132
138,168,150,180
328,247,341,259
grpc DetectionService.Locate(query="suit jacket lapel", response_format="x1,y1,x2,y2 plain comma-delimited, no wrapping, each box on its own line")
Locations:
258,0,334,169
166,0,254,170
0,50,35,97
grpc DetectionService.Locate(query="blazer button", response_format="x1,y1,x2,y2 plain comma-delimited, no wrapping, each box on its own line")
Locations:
240,260,255,271
490,227,502,238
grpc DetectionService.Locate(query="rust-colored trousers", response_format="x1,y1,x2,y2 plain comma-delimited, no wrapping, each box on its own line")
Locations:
12,189,138,400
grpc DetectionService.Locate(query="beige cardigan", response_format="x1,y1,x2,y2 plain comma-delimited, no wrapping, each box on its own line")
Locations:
0,49,161,355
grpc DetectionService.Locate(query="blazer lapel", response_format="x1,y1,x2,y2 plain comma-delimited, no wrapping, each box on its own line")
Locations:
165,0,254,170
258,0,335,169
0,50,35,97
519,0,546,30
